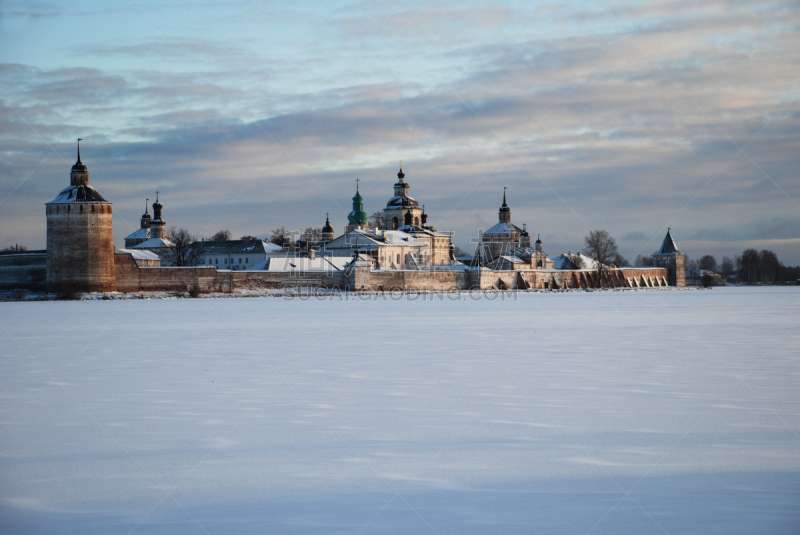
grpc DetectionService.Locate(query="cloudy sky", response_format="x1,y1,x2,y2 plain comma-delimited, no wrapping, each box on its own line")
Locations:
1,0,798,263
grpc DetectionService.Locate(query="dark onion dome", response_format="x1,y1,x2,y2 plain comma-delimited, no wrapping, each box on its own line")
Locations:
322,214,334,234
152,197,163,211
535,234,541,244
397,166,405,181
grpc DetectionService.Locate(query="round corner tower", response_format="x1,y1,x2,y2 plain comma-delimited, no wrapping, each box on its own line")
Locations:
46,141,116,292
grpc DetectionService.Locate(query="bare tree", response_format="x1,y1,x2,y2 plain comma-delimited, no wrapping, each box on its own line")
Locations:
759,249,780,284
612,253,629,267
211,230,232,241
270,226,291,247
452,245,469,257
720,256,735,278
698,255,717,272
634,254,653,267
240,235,257,241
739,248,759,283
583,229,619,283
0,245,27,253
565,253,585,269
166,227,201,267
369,211,385,230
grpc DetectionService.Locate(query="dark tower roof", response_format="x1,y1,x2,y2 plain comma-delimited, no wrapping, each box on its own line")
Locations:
141,198,151,220
499,187,510,213
654,228,680,255
322,213,334,234
152,191,163,212
387,161,419,208
49,139,110,204
71,138,87,174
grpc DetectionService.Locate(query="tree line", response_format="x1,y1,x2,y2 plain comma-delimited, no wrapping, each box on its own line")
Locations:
634,249,797,284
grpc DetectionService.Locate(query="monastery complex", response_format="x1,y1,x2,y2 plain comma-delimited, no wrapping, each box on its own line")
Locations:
1,143,685,293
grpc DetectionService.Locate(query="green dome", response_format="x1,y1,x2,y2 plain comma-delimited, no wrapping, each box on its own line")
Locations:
348,186,368,225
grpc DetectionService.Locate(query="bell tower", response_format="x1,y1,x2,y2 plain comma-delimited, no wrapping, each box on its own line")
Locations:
46,140,115,292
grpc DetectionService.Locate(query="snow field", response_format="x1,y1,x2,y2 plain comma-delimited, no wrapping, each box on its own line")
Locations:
1,287,799,534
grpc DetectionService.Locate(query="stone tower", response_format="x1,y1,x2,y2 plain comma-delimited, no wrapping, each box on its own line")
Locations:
46,140,115,292
652,228,686,287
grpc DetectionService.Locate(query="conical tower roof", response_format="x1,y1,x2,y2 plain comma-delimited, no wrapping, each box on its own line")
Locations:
654,228,679,255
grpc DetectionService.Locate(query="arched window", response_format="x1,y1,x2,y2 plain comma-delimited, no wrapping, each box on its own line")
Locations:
396,253,400,264
414,217,420,226
392,217,399,230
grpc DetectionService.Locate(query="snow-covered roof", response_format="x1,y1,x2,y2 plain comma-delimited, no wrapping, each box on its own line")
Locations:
483,222,523,235
116,248,160,260
385,195,419,208
192,239,282,255
47,185,109,204
499,255,525,264
324,229,427,250
553,253,601,270
124,228,150,241
397,225,446,236
263,257,347,272
132,237,174,249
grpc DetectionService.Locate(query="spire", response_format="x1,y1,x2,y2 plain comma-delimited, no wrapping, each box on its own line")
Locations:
498,187,511,221
397,161,405,181
70,139,89,186
145,198,150,215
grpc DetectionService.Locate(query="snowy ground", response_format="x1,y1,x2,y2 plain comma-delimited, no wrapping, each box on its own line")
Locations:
1,287,798,534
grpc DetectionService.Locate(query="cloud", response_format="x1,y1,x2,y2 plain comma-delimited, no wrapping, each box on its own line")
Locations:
1,0,799,262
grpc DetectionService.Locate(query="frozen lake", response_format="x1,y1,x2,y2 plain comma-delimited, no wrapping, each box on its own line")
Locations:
1,287,799,534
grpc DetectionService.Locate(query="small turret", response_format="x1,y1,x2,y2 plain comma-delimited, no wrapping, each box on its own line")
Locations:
321,213,335,243
535,234,543,252
520,223,531,248
150,191,166,239
140,198,152,229
70,139,89,186
498,187,511,224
